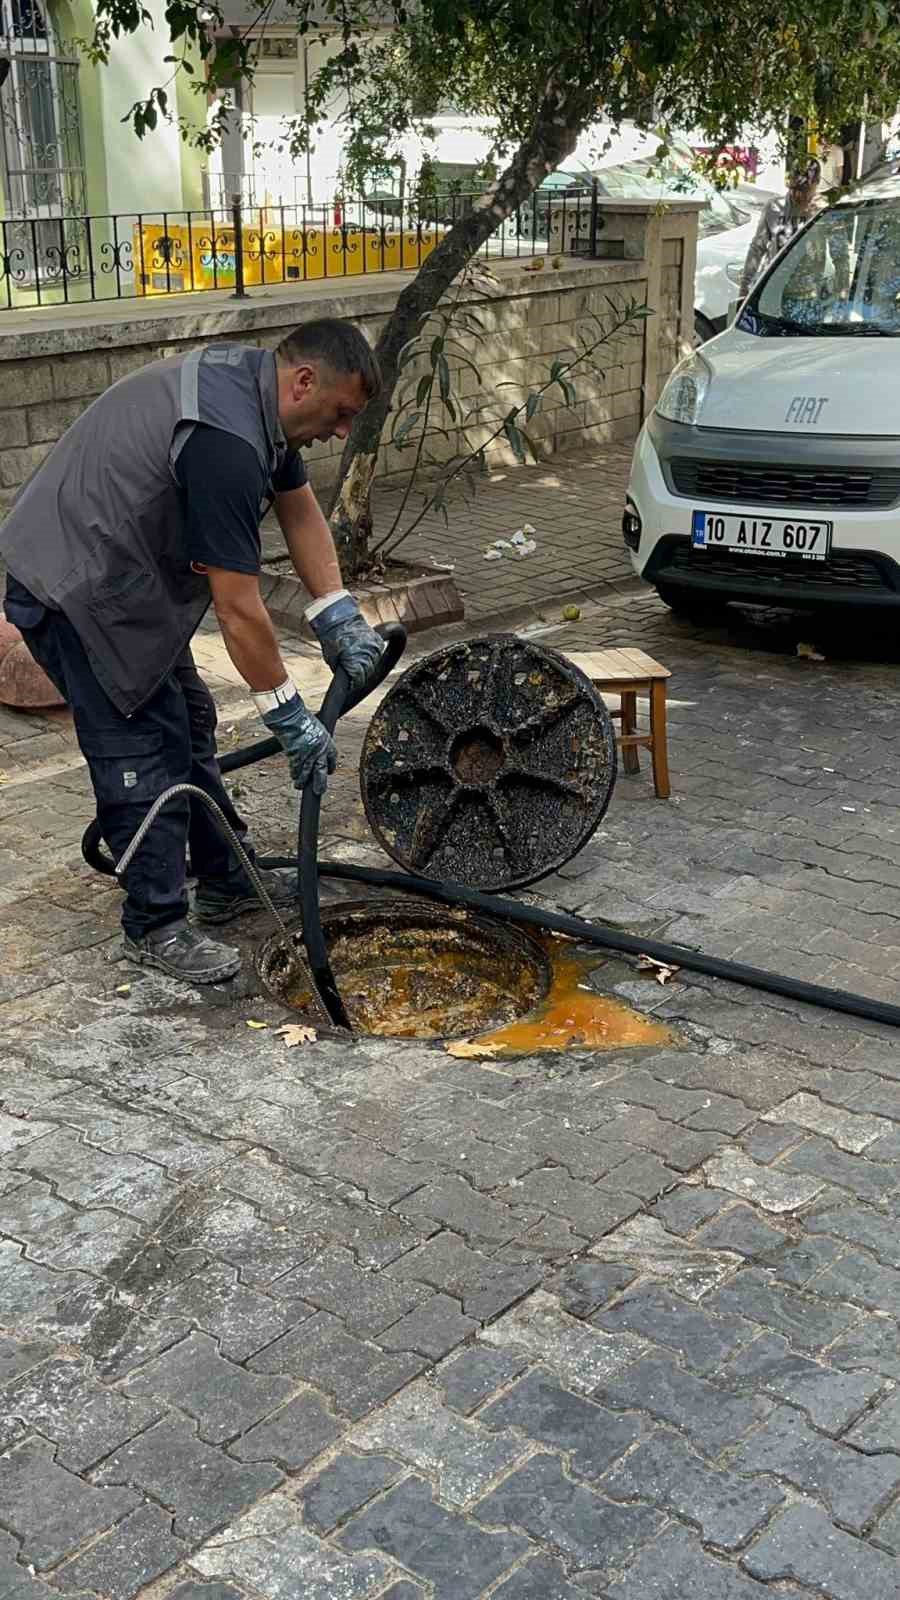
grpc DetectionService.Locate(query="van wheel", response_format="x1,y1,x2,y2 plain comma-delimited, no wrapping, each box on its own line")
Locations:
656,583,725,624
693,312,716,347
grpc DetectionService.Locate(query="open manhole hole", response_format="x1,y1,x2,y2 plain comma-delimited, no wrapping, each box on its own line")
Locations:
257,897,552,1040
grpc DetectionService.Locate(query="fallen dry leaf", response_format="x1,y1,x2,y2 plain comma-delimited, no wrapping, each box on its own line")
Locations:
637,954,680,986
275,1024,317,1048
796,642,825,661
445,1038,505,1058
245,1019,269,1030
115,983,131,997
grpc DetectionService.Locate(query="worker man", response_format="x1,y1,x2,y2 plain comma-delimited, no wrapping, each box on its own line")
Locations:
0,318,383,986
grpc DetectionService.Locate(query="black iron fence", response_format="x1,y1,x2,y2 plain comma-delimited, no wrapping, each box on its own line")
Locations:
0,185,600,312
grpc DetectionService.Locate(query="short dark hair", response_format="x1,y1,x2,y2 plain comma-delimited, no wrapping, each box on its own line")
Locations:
275,318,381,400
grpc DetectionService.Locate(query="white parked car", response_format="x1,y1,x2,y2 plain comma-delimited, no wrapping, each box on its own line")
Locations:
624,180,900,617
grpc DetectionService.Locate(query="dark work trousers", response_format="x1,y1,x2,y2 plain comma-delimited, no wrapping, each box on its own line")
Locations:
20,609,253,941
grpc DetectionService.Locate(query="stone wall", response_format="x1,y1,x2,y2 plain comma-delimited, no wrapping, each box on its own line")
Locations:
0,199,700,514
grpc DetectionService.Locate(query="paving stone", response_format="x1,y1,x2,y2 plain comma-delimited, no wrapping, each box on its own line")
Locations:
229,1390,342,1470
649,1185,731,1236
94,1414,282,1543
349,1381,528,1507
702,1149,824,1212
497,1216,589,1268
167,1196,319,1288
732,1404,900,1531
709,1267,861,1352
873,1498,900,1555
594,1282,754,1375
248,1310,427,1420
0,1334,52,1386
378,1586,425,1600
480,1368,646,1479
846,1389,900,1453
380,1292,478,1358
434,1346,528,1415
740,1121,805,1163
597,1353,767,1459
396,1176,528,1250
828,1317,900,1382
547,1260,636,1318
607,1522,779,1599
491,1554,590,1600
725,1331,884,1433
808,1205,900,1267
694,1205,790,1259
743,1502,899,1597
52,1502,185,1598
148,1264,295,1361
0,1528,58,1600
0,1355,163,1470
387,1230,542,1322
167,1586,248,1600
276,1246,429,1338
784,1138,900,1204
603,1427,784,1550
762,1093,891,1152
509,1115,633,1181
191,1494,389,1600
339,1473,529,1599
299,1452,404,1534
761,1235,843,1286
497,1166,641,1237
811,1246,900,1318
589,1215,743,1300
603,1152,679,1202
685,1099,756,1135
10,1128,175,1220
481,1290,646,1394
125,1331,294,1444
580,1107,726,1172
0,1436,137,1570
475,1452,664,1574
0,1239,88,1335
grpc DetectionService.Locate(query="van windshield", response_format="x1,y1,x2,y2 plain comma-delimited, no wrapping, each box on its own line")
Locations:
746,198,900,335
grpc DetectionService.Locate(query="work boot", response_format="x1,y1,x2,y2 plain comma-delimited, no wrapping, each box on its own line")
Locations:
122,922,241,984
193,867,300,926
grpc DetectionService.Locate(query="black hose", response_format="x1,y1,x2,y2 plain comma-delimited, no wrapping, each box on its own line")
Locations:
250,855,900,1033
295,623,408,1029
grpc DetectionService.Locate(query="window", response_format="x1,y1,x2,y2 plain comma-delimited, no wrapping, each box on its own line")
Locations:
0,0,85,219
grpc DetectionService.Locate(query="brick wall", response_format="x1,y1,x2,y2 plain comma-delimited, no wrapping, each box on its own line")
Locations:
0,200,699,514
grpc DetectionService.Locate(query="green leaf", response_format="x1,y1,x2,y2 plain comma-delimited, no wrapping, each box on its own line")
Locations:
437,353,451,402
430,334,445,367
549,358,564,382
503,418,526,463
416,373,432,406
394,412,422,445
559,377,577,407
526,392,541,419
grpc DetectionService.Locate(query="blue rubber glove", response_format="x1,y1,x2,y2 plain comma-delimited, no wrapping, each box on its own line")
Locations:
310,591,383,692
260,692,337,796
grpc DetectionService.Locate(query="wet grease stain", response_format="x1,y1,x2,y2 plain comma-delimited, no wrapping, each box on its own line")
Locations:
473,938,672,1055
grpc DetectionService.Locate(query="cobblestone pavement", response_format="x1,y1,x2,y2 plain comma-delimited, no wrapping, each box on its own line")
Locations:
3,454,900,1597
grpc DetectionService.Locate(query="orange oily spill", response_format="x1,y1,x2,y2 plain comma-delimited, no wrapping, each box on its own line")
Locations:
475,938,672,1054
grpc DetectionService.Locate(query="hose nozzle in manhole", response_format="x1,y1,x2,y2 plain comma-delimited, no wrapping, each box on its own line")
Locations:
256,897,551,1041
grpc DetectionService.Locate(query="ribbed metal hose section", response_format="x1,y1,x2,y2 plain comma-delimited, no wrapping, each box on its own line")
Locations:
113,782,291,936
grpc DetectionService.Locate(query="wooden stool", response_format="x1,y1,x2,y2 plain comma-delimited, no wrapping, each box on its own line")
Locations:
565,648,672,799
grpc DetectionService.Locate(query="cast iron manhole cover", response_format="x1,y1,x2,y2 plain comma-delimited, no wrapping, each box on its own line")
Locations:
359,634,617,891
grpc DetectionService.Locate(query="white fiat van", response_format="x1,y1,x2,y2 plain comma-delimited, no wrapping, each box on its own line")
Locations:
624,182,900,616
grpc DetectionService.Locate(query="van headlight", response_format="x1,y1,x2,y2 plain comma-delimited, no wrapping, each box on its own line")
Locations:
656,351,711,425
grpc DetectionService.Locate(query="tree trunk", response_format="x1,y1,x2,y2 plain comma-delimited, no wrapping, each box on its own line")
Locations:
328,79,594,576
